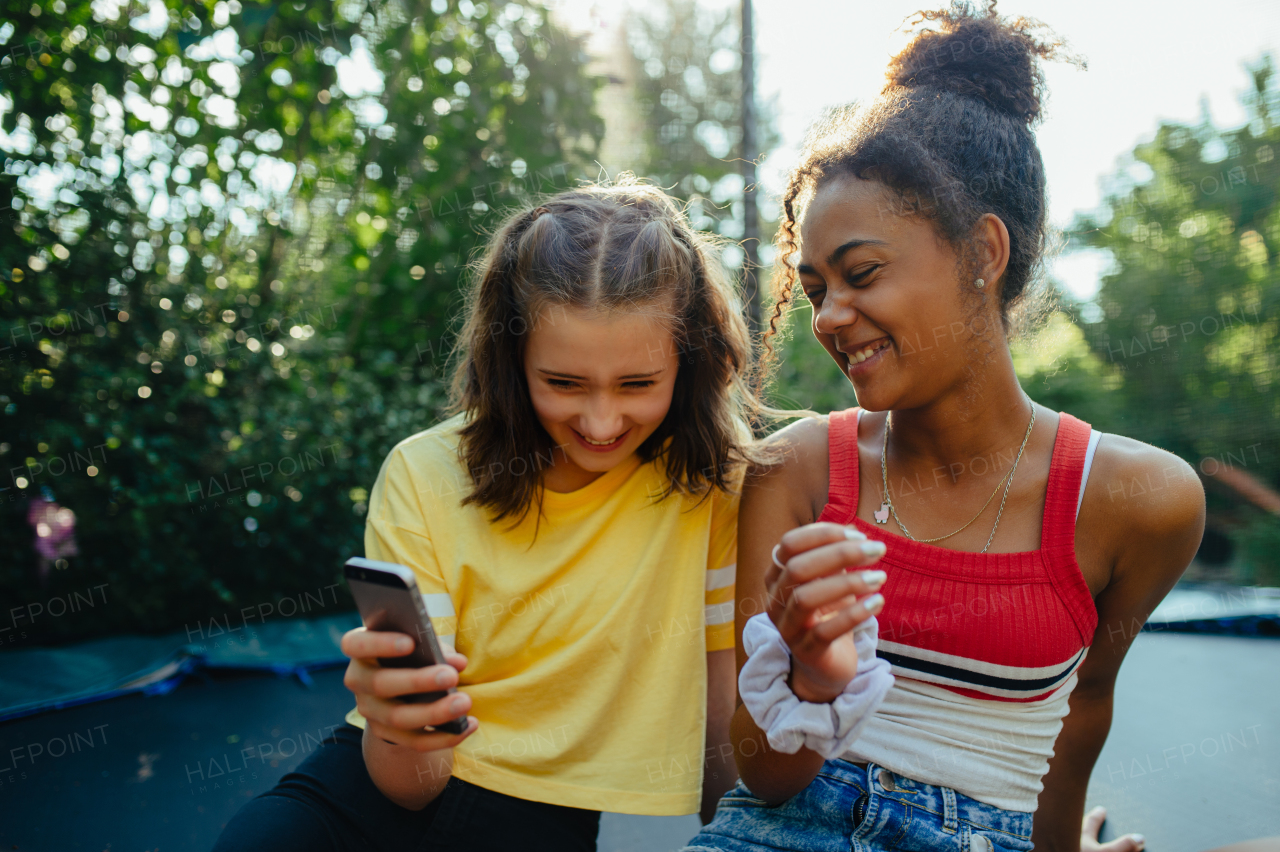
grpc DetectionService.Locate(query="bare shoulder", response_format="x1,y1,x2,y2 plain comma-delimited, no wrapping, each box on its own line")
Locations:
1080,432,1205,598
744,415,830,523
1086,432,1205,536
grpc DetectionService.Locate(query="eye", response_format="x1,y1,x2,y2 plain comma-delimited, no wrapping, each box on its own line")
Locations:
622,380,655,389
846,264,880,287
546,378,577,389
803,287,825,303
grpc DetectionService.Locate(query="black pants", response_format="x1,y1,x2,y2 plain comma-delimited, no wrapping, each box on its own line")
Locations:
211,724,601,852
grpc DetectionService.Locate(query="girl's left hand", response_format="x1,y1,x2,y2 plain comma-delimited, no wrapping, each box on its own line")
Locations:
1080,806,1145,852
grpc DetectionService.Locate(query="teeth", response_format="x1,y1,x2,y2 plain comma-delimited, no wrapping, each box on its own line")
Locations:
580,432,622,446
853,341,887,363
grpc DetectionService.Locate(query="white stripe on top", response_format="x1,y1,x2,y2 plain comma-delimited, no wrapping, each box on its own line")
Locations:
877,640,1085,681
422,592,456,618
704,602,735,626
1076,429,1102,521
706,563,736,591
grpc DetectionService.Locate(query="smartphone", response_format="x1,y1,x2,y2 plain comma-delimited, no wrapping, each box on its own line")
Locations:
343,557,468,735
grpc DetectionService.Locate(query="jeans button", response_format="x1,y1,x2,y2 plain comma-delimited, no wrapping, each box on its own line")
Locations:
878,769,897,792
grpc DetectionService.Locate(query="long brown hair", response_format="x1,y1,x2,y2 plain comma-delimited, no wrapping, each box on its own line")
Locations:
448,177,778,525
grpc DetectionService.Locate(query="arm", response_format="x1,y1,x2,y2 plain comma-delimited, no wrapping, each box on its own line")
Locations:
1033,439,1205,852
730,422,887,804
701,648,737,823
353,451,477,809
341,628,478,810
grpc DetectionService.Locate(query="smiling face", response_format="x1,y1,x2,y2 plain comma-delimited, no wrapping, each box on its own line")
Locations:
523,304,680,492
796,173,1002,412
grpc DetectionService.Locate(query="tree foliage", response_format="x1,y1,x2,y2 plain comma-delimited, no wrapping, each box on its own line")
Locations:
621,0,777,243
0,0,603,642
1070,56,1279,581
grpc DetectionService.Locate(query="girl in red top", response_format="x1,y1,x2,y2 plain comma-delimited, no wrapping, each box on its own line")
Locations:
685,5,1205,852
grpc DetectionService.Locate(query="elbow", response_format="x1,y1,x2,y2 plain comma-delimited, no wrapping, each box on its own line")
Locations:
730,707,821,805
371,768,448,811
362,730,450,811
736,759,812,806
380,786,436,812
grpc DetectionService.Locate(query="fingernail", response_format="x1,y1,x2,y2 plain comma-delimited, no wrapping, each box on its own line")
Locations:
435,669,451,687
860,540,886,558
860,570,887,589
451,696,467,711
395,637,413,652
1131,835,1145,848
844,527,866,540
864,593,885,613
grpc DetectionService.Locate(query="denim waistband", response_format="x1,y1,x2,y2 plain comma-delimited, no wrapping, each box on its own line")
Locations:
818,759,1034,841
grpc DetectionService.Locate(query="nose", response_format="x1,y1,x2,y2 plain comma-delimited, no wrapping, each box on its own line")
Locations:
812,285,859,337
578,393,626,441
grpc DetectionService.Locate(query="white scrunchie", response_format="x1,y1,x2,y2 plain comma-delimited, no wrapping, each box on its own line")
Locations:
738,611,894,759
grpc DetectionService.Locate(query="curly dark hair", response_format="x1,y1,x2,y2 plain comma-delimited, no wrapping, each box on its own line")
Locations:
448,177,778,525
761,0,1083,377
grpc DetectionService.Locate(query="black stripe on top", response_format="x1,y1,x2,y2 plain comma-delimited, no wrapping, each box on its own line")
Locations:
876,647,1085,694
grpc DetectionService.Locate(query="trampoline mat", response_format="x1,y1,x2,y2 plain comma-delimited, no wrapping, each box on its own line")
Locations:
0,630,1275,850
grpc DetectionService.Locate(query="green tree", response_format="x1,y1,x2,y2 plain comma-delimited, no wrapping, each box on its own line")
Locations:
0,0,603,641
616,0,843,416
619,0,778,242
1071,56,1280,581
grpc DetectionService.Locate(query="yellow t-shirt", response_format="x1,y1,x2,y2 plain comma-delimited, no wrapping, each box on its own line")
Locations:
345,413,739,815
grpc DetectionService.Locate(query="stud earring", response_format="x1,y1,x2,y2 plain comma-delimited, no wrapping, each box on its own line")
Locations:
974,278,985,289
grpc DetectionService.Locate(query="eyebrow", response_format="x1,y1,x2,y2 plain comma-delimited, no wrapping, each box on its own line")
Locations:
538,368,668,380
797,238,889,276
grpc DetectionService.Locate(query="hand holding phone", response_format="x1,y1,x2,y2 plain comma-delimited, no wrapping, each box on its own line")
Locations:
342,558,475,747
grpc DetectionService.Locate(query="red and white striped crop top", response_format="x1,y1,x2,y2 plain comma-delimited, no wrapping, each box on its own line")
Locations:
820,408,1100,812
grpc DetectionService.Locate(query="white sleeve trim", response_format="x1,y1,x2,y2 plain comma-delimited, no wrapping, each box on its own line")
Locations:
422,592,456,618
706,563,736,591
705,602,735,626
1076,430,1102,522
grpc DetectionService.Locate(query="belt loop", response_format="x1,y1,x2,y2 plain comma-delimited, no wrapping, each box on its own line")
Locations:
942,785,958,834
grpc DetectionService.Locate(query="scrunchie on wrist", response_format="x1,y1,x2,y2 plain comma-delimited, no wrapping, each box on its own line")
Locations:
738,612,894,759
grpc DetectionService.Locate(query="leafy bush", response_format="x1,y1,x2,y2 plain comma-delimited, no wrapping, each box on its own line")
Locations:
0,0,602,644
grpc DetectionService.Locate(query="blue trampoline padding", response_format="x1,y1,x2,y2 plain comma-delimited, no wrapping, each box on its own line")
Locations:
1143,584,1280,636
194,612,361,670
2,584,1277,725
0,612,361,723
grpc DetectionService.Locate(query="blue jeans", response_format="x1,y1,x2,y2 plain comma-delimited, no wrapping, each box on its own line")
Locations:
682,759,1034,852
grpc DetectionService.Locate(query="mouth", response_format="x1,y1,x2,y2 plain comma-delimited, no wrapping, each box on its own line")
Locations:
571,428,630,452
841,337,892,375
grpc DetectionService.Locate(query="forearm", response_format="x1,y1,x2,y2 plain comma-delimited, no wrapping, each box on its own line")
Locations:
1034,693,1114,852
701,713,737,823
362,726,455,810
730,702,824,804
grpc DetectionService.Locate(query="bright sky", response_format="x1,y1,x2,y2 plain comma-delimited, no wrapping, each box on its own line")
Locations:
556,0,1279,301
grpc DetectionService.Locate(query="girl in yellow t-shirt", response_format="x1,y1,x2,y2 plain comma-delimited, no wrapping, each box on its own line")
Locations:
213,179,782,852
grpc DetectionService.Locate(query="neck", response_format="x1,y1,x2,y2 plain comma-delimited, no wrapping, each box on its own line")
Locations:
885,350,1033,469
541,451,609,494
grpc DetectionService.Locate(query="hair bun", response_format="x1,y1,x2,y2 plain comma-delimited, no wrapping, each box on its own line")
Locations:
887,1,1080,125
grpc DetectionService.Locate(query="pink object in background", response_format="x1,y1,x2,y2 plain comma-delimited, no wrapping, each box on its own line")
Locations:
27,498,79,581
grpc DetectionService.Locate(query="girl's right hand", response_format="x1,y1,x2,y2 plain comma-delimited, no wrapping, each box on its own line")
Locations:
341,627,479,753
766,523,887,704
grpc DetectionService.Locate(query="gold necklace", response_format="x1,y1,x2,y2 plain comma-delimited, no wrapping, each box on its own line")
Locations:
877,403,1036,553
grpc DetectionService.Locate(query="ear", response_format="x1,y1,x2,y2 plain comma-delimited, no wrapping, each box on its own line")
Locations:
974,213,1011,293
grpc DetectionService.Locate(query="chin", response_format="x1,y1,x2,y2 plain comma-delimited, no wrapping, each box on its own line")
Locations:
565,449,617,471
841,379,892,413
